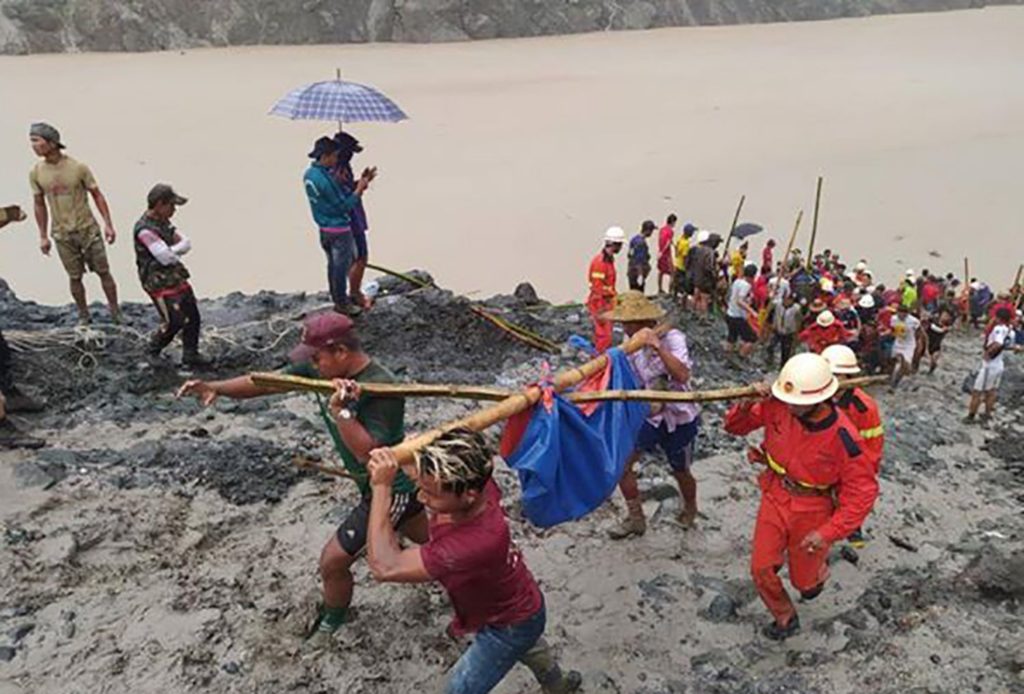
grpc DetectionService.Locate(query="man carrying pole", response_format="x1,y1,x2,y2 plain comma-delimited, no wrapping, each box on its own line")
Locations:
604,292,702,539
176,312,426,645
723,353,877,640
365,429,582,694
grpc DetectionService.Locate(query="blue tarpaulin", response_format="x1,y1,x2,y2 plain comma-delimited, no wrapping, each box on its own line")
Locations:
501,348,648,527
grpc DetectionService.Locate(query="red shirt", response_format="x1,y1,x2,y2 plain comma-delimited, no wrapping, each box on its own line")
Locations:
752,275,770,308
420,482,542,636
921,281,941,306
587,251,617,310
723,398,878,543
762,246,773,270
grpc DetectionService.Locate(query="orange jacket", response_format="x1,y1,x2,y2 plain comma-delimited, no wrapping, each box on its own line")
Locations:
723,398,878,543
799,323,850,353
587,251,617,311
835,387,884,473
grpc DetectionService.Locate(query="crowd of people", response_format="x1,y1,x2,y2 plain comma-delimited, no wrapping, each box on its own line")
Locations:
1,120,1021,693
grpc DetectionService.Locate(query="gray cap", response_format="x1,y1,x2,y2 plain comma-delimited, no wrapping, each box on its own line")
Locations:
147,183,188,208
29,122,65,149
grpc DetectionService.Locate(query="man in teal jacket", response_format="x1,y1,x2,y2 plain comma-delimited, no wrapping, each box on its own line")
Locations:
304,137,376,316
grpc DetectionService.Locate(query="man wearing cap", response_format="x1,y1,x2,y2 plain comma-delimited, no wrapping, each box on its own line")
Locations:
822,344,884,548
29,122,122,325
304,136,377,316
133,184,209,367
604,292,702,538
587,228,624,352
724,353,877,640
627,220,655,292
177,313,424,644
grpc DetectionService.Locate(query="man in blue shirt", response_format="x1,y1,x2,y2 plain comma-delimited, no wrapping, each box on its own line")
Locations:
304,137,376,316
627,220,655,292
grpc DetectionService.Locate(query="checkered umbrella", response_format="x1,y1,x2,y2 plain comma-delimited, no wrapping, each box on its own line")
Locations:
268,79,408,124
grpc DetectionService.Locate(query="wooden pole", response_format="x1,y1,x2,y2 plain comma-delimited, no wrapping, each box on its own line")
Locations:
806,176,824,270
390,325,669,463
567,375,886,404
250,372,513,402
783,209,804,270
1011,263,1023,299
723,194,746,252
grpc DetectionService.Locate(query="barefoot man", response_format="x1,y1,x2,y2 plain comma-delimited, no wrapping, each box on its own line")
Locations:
29,123,122,325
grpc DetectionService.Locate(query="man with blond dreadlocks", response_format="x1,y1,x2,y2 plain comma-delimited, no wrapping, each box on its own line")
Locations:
366,429,582,694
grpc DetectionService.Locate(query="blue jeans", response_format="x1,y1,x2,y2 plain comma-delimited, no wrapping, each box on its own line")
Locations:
446,604,547,694
319,230,353,308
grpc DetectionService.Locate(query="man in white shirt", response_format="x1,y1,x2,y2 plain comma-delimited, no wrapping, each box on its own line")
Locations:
889,304,922,388
965,307,1018,423
724,264,758,359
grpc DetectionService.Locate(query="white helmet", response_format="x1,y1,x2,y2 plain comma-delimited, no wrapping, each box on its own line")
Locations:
696,229,711,244
822,344,862,375
772,353,839,406
816,309,836,328
858,294,876,309
854,261,867,272
905,268,915,277
604,226,626,244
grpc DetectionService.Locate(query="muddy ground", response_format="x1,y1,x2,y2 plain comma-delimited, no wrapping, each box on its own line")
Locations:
1,274,1022,694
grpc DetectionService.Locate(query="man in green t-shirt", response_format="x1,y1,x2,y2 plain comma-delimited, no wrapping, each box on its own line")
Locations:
177,311,425,644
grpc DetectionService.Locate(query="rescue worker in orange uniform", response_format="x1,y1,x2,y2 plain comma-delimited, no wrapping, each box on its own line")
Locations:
723,353,878,640
822,344,884,548
587,227,625,352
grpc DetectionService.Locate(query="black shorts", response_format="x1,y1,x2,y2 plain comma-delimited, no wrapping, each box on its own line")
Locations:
336,491,424,556
927,334,946,355
726,315,758,344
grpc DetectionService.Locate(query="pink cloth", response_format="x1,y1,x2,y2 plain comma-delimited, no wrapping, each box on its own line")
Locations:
628,328,700,430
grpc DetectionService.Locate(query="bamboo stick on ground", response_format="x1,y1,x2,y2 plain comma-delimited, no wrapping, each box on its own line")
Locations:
806,176,824,269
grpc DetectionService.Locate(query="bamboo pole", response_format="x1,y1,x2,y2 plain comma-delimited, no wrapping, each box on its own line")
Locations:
390,325,669,463
1011,263,1023,300
250,372,512,402
294,454,359,479
567,375,886,404
723,194,746,252
806,176,824,269
783,209,804,269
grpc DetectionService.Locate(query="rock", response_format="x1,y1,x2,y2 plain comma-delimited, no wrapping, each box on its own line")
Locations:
513,282,540,305
0,646,15,662
12,461,61,489
35,532,78,567
222,660,241,674
9,623,34,643
959,547,1024,601
705,593,738,623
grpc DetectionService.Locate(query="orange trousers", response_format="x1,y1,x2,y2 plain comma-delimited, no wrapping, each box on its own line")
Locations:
589,306,613,353
750,492,832,625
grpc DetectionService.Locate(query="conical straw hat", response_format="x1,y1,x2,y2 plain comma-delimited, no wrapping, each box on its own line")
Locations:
601,291,667,322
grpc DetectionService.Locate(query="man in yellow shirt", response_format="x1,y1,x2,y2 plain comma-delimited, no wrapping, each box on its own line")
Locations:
672,222,696,301
29,123,122,325
730,240,749,280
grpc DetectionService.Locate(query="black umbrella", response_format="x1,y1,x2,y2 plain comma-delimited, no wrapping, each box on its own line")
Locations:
731,223,764,240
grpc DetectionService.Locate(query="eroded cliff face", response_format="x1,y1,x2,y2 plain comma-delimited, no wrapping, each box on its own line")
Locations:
0,0,1018,54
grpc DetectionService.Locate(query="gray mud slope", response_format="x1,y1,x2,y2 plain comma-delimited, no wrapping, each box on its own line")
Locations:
1,274,1022,694
2,0,1024,54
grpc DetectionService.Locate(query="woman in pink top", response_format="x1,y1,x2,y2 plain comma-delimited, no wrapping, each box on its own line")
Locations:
657,213,677,294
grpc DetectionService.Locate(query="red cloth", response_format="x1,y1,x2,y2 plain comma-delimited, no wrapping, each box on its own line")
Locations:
657,226,674,274
836,388,884,474
723,398,878,624
587,251,617,352
921,281,941,306
798,323,849,353
762,246,773,270
752,275,770,308
420,481,543,636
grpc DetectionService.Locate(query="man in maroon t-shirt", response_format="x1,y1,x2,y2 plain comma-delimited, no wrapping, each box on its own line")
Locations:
365,429,581,694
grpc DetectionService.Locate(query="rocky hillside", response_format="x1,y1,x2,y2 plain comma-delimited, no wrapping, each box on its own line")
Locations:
1,0,1022,54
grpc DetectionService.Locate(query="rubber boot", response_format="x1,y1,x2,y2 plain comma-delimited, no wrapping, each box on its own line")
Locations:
762,614,800,641
608,497,646,539
182,351,213,369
